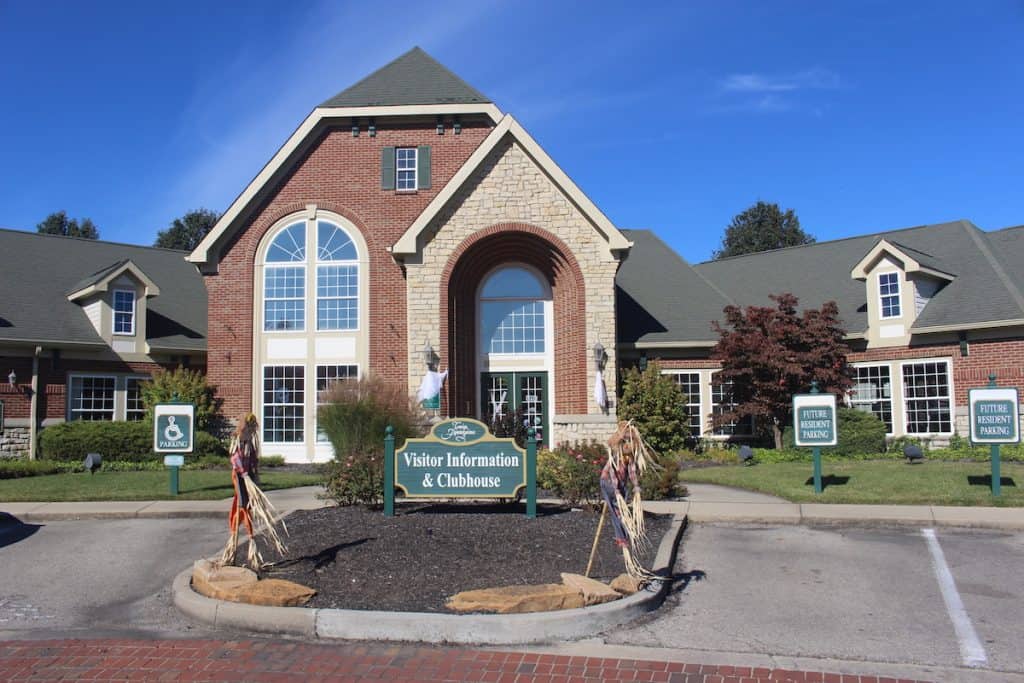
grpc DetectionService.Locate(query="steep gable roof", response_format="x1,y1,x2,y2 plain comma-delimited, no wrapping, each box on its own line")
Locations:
321,47,491,107
66,259,161,301
0,230,206,351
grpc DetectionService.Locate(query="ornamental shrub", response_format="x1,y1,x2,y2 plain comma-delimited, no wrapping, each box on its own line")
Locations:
537,441,606,509
319,375,427,506
640,452,688,500
38,420,227,461
140,366,222,433
782,407,886,456
618,362,689,454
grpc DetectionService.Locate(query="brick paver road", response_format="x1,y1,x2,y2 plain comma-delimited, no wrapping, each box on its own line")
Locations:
0,639,931,682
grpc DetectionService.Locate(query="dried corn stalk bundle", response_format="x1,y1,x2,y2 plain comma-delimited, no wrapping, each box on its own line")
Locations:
602,420,660,582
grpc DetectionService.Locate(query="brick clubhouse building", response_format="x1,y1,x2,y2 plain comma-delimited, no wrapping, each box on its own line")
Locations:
4,48,1021,461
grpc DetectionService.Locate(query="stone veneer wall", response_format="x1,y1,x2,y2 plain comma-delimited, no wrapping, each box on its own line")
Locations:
405,138,621,445
0,425,29,457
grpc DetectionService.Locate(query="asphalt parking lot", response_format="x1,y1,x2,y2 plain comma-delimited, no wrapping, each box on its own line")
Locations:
610,522,1024,675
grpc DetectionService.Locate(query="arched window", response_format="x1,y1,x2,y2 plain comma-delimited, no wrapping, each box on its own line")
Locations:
264,223,305,331
479,266,548,354
316,221,359,330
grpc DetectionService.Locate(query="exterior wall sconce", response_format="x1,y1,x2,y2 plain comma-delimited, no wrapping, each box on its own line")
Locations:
7,369,15,388
453,117,461,135
368,119,376,137
422,339,436,370
351,119,360,137
959,331,969,357
593,342,606,371
638,352,648,371
436,116,444,135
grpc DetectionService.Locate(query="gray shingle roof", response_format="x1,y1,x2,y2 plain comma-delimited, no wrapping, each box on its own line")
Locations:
0,229,206,351
616,230,733,345
321,47,491,108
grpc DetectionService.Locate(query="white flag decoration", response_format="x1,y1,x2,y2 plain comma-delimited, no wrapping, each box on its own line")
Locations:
417,369,448,402
594,369,607,410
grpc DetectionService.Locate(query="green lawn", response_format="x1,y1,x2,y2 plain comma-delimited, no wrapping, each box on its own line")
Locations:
681,460,1024,506
0,470,323,502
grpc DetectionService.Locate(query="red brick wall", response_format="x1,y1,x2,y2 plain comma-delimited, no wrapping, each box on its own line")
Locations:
203,119,494,418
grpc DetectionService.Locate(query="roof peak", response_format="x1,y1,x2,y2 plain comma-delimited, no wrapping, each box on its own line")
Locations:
320,46,491,108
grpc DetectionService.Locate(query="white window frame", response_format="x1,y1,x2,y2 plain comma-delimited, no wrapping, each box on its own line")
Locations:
315,222,360,332
395,147,418,191
477,264,551,359
124,375,150,422
878,271,901,319
263,266,306,333
850,363,894,435
67,374,118,421
262,365,306,444
112,289,136,336
710,373,754,437
315,364,360,442
662,370,703,437
899,358,954,436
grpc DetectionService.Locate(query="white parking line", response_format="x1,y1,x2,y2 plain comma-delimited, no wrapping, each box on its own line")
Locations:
921,528,988,668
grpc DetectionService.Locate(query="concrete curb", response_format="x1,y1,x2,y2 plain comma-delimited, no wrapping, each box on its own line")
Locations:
171,513,687,645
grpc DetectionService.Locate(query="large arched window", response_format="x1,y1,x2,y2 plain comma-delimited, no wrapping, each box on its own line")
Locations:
479,266,548,354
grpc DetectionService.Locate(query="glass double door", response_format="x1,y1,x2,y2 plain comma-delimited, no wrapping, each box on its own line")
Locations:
480,372,548,446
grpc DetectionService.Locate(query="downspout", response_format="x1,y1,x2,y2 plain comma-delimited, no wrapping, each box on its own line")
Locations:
29,345,41,460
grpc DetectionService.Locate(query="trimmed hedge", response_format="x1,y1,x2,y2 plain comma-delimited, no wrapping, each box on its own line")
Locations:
782,406,887,456
38,421,226,461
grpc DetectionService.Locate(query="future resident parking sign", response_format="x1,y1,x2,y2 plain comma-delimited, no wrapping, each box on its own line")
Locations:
793,393,838,447
969,388,1020,445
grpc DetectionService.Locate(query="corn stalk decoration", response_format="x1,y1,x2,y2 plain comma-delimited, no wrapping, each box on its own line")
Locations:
600,420,659,582
219,413,288,569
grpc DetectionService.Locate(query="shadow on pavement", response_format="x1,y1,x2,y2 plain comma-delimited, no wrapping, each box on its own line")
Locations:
0,514,44,549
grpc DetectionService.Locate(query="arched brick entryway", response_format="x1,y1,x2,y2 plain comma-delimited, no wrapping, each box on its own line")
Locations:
439,224,587,421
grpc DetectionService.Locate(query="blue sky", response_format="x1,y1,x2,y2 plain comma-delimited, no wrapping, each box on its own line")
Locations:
1,1,1021,263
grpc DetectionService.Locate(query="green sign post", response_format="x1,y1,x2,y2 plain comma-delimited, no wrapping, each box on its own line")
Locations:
793,382,837,494
384,418,538,518
969,375,1020,497
154,403,195,496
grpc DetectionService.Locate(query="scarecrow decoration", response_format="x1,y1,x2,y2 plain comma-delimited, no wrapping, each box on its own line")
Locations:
219,413,288,569
587,420,659,582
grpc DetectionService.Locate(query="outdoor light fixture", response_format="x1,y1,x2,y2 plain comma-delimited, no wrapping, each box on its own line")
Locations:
739,445,755,466
84,452,102,475
436,116,444,135
453,117,462,134
351,119,360,137
422,339,435,369
593,342,606,370
368,119,376,137
959,331,969,357
638,352,648,371
904,444,924,464
7,369,15,388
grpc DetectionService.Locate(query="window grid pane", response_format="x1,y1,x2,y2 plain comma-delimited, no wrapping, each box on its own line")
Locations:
316,365,357,442
113,291,134,334
396,148,417,190
125,378,146,421
520,376,545,444
879,272,901,318
317,222,357,261
266,223,306,262
902,362,951,433
70,376,116,421
317,265,358,330
485,377,510,422
264,266,305,331
263,366,304,442
852,366,893,432
484,301,546,354
669,372,702,434
711,377,753,436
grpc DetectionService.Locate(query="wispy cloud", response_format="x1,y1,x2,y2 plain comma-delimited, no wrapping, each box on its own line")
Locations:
710,67,841,115
720,67,840,93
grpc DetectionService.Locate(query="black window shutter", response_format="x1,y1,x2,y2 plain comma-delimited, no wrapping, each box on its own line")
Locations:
417,145,431,190
381,147,395,190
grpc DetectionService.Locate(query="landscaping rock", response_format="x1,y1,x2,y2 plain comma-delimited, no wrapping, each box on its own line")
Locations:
610,573,644,596
235,579,317,607
560,572,622,606
447,584,586,614
191,560,259,601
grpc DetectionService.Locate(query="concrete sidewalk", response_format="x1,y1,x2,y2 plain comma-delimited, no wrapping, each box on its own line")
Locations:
3,483,1020,528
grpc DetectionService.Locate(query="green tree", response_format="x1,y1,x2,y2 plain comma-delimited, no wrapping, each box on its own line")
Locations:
37,210,100,239
713,201,814,259
140,366,222,433
154,208,220,251
618,361,690,453
711,293,851,449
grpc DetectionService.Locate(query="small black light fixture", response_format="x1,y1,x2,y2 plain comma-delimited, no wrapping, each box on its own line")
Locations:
959,331,969,357
422,339,435,370
7,369,15,388
351,119,360,137
453,117,462,135
436,116,444,135
904,443,924,464
593,342,606,371
638,352,648,372
739,444,755,466
368,118,376,137
84,452,102,474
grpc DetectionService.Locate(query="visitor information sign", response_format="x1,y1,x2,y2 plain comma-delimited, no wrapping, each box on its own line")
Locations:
153,403,195,453
793,393,838,447
969,388,1020,444
384,418,538,517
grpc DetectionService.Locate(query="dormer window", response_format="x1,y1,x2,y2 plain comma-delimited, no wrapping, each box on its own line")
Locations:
113,289,136,335
878,272,901,318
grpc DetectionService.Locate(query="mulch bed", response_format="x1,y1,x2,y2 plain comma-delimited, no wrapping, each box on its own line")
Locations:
259,503,672,613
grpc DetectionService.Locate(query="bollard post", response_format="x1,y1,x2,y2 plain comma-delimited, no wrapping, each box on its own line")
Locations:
526,427,537,519
384,425,395,516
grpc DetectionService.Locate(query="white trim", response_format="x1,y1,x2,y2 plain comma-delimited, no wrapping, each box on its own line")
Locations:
260,363,307,446
395,146,418,192
878,271,902,319
661,369,704,437
188,103,502,267
851,239,955,281
849,361,895,436
66,373,118,422
112,288,136,336
392,115,633,258
911,318,1024,334
66,261,161,301
898,358,955,436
